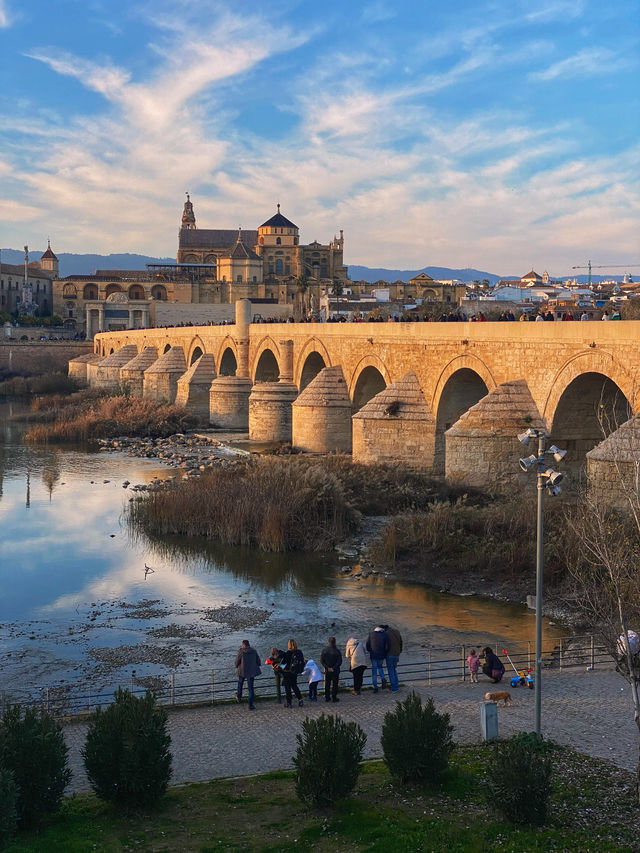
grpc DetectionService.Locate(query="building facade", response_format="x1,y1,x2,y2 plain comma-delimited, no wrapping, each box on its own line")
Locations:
0,242,57,316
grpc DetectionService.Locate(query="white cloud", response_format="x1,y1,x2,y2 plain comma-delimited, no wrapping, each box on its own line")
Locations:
531,47,631,81
0,0,10,28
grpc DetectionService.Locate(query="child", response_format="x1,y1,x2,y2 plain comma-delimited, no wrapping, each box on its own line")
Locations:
302,658,323,701
467,649,479,684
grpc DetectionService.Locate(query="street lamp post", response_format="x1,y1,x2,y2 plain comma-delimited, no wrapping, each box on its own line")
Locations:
518,428,566,738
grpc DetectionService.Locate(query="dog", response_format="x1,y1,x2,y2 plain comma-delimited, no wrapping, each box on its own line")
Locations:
484,690,512,706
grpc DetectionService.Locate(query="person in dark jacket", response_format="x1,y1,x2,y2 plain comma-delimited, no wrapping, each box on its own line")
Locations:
265,646,286,703
320,636,342,702
382,624,403,692
234,639,262,710
366,626,389,692
481,646,505,683
280,638,304,708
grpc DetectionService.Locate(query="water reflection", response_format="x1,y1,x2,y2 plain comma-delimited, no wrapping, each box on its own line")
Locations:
0,401,563,698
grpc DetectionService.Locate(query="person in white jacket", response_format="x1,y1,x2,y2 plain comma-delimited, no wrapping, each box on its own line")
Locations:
345,637,368,695
302,658,323,701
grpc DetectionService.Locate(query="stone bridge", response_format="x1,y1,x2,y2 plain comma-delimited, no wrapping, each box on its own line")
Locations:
70,300,640,491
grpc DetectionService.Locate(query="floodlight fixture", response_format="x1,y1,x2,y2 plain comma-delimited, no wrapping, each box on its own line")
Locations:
543,469,563,486
547,483,562,497
518,428,539,445
548,445,567,463
519,454,538,472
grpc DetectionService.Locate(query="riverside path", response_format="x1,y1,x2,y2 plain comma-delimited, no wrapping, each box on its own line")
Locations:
63,666,636,793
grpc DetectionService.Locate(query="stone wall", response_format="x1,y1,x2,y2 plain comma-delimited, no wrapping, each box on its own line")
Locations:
0,341,92,376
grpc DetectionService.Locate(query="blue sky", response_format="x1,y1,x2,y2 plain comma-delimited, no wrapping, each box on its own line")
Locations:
1,0,638,275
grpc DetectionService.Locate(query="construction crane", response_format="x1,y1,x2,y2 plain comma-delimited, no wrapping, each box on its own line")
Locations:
571,261,640,287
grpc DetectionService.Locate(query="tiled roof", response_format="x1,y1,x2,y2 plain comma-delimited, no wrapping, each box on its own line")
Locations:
259,211,298,230
587,414,640,462
352,371,433,422
144,345,187,374
293,366,350,407
445,379,544,436
179,229,258,249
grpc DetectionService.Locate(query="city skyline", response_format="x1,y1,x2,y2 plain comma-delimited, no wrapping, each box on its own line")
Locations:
1,0,639,275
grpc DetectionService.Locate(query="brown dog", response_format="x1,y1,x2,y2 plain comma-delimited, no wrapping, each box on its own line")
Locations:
484,690,512,706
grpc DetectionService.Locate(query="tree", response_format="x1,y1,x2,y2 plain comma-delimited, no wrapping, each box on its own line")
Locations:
565,410,640,803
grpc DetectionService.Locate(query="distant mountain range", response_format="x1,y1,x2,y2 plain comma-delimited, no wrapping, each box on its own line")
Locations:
0,248,619,285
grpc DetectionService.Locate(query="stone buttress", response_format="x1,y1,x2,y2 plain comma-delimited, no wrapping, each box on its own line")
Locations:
445,379,545,490
175,354,216,424
292,365,352,453
587,413,640,509
68,352,103,384
143,346,187,403
119,347,159,397
352,370,436,468
90,345,138,390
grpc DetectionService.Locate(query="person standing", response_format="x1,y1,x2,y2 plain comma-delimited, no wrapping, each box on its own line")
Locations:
281,638,305,708
383,624,403,692
366,625,389,692
345,636,368,695
234,639,261,711
265,646,286,703
320,636,342,703
467,648,480,683
302,657,323,701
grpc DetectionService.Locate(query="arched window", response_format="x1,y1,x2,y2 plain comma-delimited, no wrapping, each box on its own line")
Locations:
128,284,145,300
151,284,167,301
83,284,98,300
62,283,77,298
276,259,283,275
276,237,281,245
105,283,122,298
259,237,264,245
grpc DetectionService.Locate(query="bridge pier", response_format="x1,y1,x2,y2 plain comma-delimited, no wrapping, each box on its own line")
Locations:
292,365,352,453
175,354,217,424
91,345,138,390
120,347,159,397
248,340,298,442
445,379,545,490
352,370,436,468
143,346,187,403
68,352,103,384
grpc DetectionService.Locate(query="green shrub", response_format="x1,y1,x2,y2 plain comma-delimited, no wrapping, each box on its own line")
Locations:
82,689,172,809
381,692,454,786
485,733,553,826
293,714,366,807
0,765,18,846
0,705,71,828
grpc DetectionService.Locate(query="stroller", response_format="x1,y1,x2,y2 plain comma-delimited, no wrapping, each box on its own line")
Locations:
503,648,534,689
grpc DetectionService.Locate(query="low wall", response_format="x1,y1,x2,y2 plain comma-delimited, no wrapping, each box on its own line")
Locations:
0,342,93,376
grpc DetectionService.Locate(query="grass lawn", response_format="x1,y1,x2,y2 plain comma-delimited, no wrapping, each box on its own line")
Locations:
5,745,637,853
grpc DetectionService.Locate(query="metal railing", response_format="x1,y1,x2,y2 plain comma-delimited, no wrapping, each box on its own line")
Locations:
0,634,611,720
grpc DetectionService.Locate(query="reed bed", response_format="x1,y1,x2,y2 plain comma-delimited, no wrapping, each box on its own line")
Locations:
0,371,80,399
24,393,196,442
127,456,486,552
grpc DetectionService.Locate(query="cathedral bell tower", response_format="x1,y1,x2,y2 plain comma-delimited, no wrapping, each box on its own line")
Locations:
181,193,196,230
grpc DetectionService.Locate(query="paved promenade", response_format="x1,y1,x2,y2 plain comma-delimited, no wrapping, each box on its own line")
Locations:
63,666,636,793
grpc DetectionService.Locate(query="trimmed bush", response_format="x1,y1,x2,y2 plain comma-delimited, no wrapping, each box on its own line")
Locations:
381,692,454,786
485,733,553,826
293,714,366,807
82,689,172,809
0,766,18,847
0,705,71,828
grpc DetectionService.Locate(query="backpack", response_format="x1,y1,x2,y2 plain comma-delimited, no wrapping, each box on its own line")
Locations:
290,649,305,675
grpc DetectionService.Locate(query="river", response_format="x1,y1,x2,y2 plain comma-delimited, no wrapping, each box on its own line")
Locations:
0,401,560,705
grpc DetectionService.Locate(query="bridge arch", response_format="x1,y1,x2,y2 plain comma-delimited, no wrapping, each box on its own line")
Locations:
295,338,332,391
217,337,238,376
545,353,634,481
349,355,391,412
188,336,205,365
252,337,281,382
432,355,495,475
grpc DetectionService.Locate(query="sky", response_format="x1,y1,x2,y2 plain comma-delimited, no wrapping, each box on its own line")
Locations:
0,0,639,275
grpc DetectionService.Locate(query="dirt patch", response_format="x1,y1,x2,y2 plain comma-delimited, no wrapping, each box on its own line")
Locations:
201,604,272,630
88,643,186,672
147,623,214,640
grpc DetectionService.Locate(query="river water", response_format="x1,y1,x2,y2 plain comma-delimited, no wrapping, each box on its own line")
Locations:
0,401,560,705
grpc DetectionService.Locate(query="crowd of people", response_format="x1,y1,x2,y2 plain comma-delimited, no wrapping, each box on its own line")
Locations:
233,630,506,710
233,625,404,710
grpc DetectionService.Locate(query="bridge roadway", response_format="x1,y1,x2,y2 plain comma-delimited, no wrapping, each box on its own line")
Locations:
63,666,636,792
